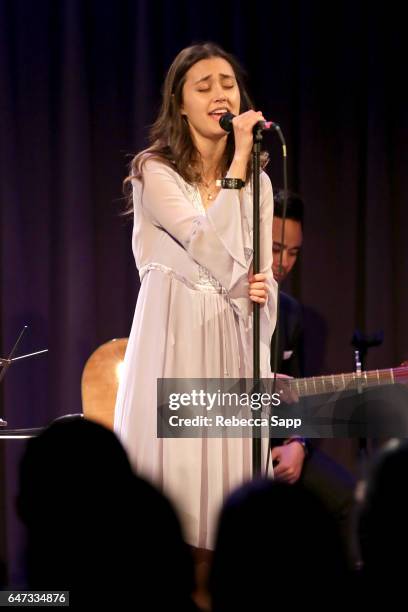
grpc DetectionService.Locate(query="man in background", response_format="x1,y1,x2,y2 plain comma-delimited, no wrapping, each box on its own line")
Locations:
270,191,304,378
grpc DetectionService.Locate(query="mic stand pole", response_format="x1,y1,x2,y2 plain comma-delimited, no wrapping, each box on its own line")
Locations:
351,329,383,477
252,125,263,476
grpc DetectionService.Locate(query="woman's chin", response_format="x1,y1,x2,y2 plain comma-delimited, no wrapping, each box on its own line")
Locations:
190,129,228,143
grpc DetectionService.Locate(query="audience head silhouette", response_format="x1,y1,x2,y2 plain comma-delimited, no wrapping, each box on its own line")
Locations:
358,439,408,590
17,416,195,608
210,478,348,608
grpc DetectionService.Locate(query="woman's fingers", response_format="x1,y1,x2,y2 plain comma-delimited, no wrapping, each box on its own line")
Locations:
248,272,267,303
249,293,266,304
249,289,266,297
233,110,266,132
248,273,267,283
232,110,266,162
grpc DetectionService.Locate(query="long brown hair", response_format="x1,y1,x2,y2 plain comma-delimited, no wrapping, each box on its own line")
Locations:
124,42,268,210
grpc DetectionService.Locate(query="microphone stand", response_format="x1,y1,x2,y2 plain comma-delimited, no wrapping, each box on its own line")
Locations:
252,122,288,477
252,125,263,476
351,329,383,476
265,125,288,476
217,110,286,476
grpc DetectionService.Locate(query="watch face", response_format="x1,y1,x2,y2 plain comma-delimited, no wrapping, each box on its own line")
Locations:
222,178,244,189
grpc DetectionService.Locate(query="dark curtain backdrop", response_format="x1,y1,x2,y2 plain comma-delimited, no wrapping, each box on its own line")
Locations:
0,0,407,585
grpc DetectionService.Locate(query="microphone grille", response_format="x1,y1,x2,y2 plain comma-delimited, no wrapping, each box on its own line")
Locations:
219,112,235,133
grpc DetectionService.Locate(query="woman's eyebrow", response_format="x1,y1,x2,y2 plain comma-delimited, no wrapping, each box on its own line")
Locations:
193,73,235,85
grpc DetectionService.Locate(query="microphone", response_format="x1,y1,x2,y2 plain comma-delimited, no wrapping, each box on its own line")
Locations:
219,112,279,133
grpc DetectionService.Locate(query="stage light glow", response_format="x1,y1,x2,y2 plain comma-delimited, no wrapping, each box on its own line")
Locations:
116,361,124,382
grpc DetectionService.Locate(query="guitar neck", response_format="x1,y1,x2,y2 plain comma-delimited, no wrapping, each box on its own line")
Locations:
289,366,408,398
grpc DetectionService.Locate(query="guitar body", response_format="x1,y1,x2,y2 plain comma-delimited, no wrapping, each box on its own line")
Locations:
81,338,128,430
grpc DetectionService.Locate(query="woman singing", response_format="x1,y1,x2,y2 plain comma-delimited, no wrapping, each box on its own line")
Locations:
114,42,278,551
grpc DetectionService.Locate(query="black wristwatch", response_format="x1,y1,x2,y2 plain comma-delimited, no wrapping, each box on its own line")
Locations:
216,178,245,189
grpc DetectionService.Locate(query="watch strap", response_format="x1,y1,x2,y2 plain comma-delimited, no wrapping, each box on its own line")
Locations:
216,178,245,189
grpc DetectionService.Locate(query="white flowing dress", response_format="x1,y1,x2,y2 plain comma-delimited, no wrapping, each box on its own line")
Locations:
114,159,278,549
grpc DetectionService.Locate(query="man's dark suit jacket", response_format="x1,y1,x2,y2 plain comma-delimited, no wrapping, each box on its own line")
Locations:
269,291,304,449
270,291,304,378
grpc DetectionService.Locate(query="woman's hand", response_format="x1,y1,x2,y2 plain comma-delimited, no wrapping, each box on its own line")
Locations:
228,110,266,179
232,110,265,159
248,272,267,304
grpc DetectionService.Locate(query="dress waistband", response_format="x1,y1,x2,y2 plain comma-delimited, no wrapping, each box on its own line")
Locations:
139,262,228,295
